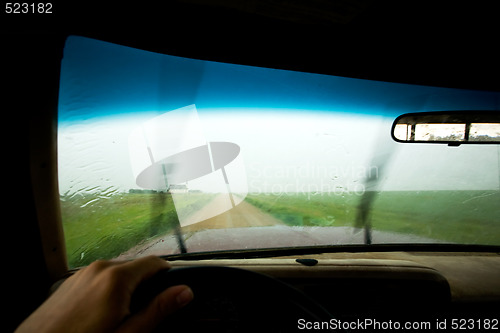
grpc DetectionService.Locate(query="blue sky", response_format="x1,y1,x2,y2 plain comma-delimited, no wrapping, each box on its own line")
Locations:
57,36,500,198
59,36,499,123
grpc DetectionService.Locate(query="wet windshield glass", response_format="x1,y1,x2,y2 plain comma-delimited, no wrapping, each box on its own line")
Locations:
58,36,500,268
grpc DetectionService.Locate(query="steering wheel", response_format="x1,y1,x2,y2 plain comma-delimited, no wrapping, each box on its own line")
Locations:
131,266,337,332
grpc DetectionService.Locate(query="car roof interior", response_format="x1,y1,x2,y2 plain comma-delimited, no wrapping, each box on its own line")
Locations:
4,0,500,330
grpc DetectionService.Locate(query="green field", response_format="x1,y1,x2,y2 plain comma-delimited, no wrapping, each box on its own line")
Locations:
246,191,500,245
62,190,500,268
61,192,212,268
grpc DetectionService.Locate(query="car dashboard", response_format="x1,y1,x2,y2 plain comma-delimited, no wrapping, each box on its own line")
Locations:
164,251,500,329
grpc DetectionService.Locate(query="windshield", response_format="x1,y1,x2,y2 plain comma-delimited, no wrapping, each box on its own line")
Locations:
58,36,500,268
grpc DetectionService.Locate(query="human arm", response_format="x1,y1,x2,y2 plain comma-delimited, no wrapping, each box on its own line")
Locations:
15,256,193,333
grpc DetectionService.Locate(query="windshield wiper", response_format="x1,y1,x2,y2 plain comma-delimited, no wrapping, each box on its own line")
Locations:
354,153,393,244
354,120,396,244
355,189,376,244
161,244,500,262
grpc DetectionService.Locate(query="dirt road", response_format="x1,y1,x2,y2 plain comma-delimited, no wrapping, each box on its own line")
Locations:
117,196,285,259
181,194,284,231
117,197,441,259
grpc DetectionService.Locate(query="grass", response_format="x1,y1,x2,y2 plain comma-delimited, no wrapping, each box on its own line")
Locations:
245,190,500,245
61,192,212,268
370,191,500,245
62,190,500,268
245,192,357,227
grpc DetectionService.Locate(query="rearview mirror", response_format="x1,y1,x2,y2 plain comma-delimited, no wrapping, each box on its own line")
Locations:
392,111,500,145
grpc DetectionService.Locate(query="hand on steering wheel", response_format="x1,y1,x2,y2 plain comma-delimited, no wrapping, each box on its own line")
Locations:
132,265,337,332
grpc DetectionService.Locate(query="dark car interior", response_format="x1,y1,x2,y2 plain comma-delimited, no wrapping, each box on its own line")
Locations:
3,1,500,331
